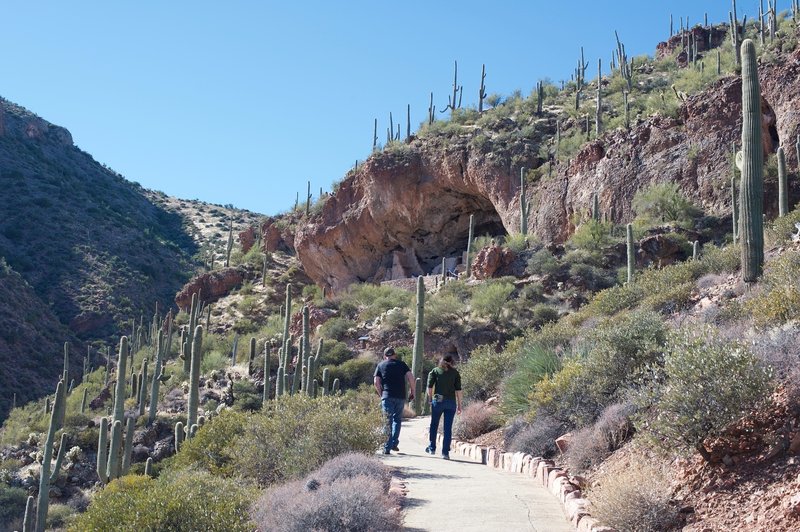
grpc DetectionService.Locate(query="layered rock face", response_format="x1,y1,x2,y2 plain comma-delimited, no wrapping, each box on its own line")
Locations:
296,50,800,295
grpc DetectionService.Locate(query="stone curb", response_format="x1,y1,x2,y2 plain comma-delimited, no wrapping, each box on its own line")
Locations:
436,433,614,532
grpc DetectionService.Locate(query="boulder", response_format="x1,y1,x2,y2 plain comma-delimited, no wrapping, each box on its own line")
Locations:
471,245,516,280
175,267,245,310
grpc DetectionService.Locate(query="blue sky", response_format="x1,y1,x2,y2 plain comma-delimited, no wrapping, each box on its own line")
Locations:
0,1,742,215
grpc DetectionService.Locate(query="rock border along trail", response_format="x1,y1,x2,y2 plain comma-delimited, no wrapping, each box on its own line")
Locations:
380,417,573,532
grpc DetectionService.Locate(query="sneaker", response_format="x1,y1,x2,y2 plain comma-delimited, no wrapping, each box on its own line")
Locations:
391,445,399,452
382,449,391,455
425,446,435,455
442,453,450,460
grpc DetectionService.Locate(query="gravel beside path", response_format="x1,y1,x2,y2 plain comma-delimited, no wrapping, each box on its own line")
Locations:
380,416,573,532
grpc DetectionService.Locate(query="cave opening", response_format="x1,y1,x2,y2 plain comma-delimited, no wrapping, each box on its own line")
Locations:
377,191,507,282
415,199,506,276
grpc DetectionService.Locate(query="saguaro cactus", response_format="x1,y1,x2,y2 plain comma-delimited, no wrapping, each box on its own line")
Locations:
626,224,635,283
23,496,34,532
519,168,530,235
187,325,203,432
36,380,67,532
262,341,271,402
739,39,764,283
147,330,165,426
778,146,788,216
465,214,475,277
282,285,292,369
411,276,425,414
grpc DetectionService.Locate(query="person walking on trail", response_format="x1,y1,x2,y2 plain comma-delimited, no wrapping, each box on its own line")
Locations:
425,354,462,460
374,346,415,455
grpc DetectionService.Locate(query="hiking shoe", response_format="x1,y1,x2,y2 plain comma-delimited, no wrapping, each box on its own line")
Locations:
425,446,435,455
442,453,450,460
382,449,391,455
391,445,399,452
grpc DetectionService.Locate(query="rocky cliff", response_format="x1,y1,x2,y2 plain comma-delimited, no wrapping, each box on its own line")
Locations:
296,44,800,295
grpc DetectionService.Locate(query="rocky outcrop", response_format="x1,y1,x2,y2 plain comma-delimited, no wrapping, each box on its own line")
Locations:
296,49,800,295
175,267,245,310
471,245,517,280
289,304,336,338
239,226,257,254
261,218,295,253
655,25,729,64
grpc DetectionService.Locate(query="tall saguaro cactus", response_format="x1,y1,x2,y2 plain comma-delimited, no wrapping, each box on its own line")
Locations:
282,285,292,369
187,325,203,433
739,39,764,283
147,330,165,426
519,168,530,235
778,146,788,216
626,224,635,284
36,380,66,532
465,214,475,278
411,276,425,414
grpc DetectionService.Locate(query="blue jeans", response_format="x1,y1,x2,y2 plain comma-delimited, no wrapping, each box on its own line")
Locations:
428,399,457,454
381,397,405,451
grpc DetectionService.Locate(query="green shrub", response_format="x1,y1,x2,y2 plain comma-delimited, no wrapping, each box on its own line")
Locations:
458,344,513,402
567,261,615,292
632,182,701,228
232,380,263,412
530,304,560,329
70,470,255,532
318,317,356,341
424,292,469,333
317,340,353,366
526,248,561,276
471,281,514,321
531,311,666,427
326,358,377,390
639,327,771,459
231,393,383,486
568,220,613,252
586,284,643,316
0,483,28,525
200,349,229,374
503,233,535,253
171,409,249,476
46,503,75,530
746,252,800,327
765,207,800,245
337,284,412,322
501,343,561,417
589,457,678,532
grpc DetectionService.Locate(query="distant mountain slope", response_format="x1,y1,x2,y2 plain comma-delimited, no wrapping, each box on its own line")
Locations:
0,97,197,340
0,259,78,421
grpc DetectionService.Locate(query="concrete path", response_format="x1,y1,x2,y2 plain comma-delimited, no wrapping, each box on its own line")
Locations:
380,416,573,532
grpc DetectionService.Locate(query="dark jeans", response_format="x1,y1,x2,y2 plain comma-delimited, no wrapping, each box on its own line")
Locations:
381,397,405,451
428,399,457,454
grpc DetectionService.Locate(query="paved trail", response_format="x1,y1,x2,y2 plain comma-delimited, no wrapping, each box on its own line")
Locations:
380,417,573,532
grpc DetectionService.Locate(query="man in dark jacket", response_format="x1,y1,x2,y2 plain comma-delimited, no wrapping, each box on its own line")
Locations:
373,347,415,454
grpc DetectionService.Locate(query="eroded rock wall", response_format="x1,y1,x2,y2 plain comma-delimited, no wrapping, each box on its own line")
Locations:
296,51,800,294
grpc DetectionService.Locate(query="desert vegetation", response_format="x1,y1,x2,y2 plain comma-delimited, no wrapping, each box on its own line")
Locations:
2,5,800,531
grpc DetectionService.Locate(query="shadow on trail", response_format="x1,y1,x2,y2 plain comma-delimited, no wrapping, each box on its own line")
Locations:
397,465,462,481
